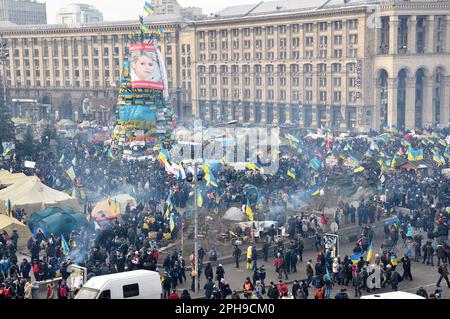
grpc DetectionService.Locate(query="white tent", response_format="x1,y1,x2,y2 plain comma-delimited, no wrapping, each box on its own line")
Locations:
0,170,34,187
223,207,245,221
0,176,81,216
0,215,33,248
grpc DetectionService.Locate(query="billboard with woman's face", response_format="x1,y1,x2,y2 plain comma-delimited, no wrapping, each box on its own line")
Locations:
129,43,164,90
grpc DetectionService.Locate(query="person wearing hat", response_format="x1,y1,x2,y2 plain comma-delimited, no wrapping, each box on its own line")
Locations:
216,263,225,284
335,288,349,299
292,280,301,299
416,286,428,299
20,258,31,281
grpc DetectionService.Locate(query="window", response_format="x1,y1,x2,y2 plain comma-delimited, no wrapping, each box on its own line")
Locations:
98,290,111,299
332,63,341,73
267,39,274,48
304,64,312,73
348,91,357,102
292,38,300,48
305,77,313,87
319,77,327,87
231,29,238,37
333,77,342,87
333,91,341,102
334,35,342,45
348,19,358,29
305,90,312,101
267,26,274,35
304,23,313,32
123,284,139,298
333,21,342,30
349,77,357,87
333,49,342,58
292,24,300,33
305,51,313,59
244,40,251,49
348,49,358,58
280,38,287,47
319,22,327,31
243,28,250,36
319,91,327,102
279,25,286,34
305,37,314,46
349,34,358,45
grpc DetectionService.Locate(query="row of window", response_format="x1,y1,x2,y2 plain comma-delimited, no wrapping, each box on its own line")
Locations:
197,20,359,39
199,76,356,87
198,63,358,74
199,34,358,50
199,88,359,102
13,69,120,79
13,45,122,58
198,48,358,61
12,79,116,89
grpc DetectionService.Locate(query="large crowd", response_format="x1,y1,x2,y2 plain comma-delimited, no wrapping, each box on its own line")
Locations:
0,124,449,299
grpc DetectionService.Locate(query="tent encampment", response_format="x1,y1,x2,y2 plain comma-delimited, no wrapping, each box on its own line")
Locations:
28,207,89,237
91,194,137,221
0,214,32,248
0,176,81,216
0,170,32,187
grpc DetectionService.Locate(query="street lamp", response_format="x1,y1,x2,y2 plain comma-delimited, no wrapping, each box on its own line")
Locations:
0,37,9,107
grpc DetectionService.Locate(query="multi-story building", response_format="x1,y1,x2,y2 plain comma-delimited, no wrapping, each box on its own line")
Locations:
0,0,449,131
0,0,46,25
189,0,450,131
153,0,204,20
56,4,104,25
0,14,185,122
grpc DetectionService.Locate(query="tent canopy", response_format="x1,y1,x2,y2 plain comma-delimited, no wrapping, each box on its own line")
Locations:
223,207,245,221
0,177,80,215
0,170,32,187
0,214,32,248
28,207,89,237
91,194,137,221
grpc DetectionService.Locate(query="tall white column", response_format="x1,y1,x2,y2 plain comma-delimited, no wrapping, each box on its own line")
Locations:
389,16,399,55
407,16,417,54
405,77,416,129
421,76,434,127
440,76,450,128
373,78,381,130
425,15,435,54
387,78,398,127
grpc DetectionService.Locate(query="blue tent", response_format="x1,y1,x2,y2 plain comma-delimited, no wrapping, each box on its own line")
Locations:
28,207,89,237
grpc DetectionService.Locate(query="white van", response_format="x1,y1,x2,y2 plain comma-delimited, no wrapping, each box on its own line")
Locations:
75,270,162,299
360,291,425,299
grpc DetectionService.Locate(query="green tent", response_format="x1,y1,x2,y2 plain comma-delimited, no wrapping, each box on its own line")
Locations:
28,207,89,237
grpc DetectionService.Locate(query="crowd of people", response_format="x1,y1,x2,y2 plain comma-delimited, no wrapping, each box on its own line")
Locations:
0,124,449,299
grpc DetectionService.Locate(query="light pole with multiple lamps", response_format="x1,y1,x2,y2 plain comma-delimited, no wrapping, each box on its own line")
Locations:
0,36,9,107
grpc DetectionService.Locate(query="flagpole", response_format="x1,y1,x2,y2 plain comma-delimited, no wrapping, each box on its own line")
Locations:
193,163,198,294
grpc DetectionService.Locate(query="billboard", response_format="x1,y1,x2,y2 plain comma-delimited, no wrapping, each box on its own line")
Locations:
129,43,164,90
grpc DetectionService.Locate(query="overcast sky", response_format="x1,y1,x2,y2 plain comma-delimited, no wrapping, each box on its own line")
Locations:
44,0,259,24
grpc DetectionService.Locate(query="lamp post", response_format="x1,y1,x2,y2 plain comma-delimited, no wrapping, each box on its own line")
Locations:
0,36,9,108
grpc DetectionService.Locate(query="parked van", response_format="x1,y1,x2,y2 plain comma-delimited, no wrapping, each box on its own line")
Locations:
360,291,425,299
75,270,162,299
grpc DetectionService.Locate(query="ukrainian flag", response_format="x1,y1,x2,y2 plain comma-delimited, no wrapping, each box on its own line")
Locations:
351,253,362,264
141,23,150,33
286,133,301,143
366,241,373,262
391,155,397,168
354,166,365,173
309,157,321,171
61,235,70,256
196,190,203,208
158,148,170,164
144,1,155,15
287,168,296,179
309,185,321,196
245,199,254,222
444,149,450,160
433,150,445,165
169,214,175,232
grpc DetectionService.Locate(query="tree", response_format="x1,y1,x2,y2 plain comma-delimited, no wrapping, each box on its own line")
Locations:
20,126,34,158
0,101,15,154
41,125,57,148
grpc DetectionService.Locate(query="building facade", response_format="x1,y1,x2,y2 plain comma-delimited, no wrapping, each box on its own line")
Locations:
56,4,104,25
0,0,449,131
0,0,46,25
0,15,184,122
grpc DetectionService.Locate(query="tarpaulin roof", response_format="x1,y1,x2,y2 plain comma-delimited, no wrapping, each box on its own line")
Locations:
28,207,88,237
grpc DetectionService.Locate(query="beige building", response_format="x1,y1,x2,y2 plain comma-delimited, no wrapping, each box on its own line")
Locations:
0,14,185,122
1,0,449,131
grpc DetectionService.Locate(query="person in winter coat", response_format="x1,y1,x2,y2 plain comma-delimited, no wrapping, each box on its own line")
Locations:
180,289,191,299
215,264,225,283
400,255,413,281
391,269,401,291
436,262,450,288
335,288,349,299
233,245,241,268
267,282,279,299
423,241,434,266
204,278,215,299
278,280,288,298
416,286,428,299
292,280,301,299
168,289,179,299
246,246,253,270
306,260,314,286
204,262,214,281
353,271,363,297
243,277,254,299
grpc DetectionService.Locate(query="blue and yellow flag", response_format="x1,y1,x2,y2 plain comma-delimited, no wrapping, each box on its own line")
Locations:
144,1,155,15
169,214,175,232
432,149,445,165
309,157,321,171
196,190,203,208
245,199,254,222
61,235,70,256
351,253,362,264
354,166,365,173
2,143,14,157
366,241,374,262
287,168,296,179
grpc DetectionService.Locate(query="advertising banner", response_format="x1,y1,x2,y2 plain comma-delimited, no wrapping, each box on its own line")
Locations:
129,43,164,90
